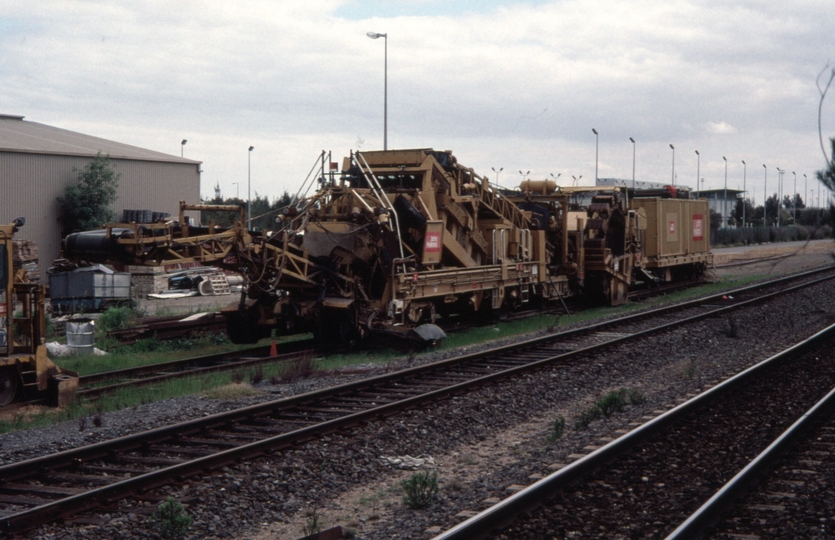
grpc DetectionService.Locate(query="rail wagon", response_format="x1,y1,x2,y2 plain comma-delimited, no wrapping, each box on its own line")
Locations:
61,148,712,345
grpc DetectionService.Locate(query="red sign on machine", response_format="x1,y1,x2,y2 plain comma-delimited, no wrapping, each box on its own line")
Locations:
424,231,441,253
692,214,704,241
669,220,676,235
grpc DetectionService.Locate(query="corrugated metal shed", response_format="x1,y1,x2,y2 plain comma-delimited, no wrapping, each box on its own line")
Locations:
0,115,201,279
0,114,198,164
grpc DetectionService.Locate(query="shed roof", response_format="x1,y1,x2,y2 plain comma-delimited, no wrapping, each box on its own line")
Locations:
0,114,200,164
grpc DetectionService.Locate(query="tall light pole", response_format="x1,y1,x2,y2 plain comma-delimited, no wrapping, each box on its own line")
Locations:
366,32,388,150
776,167,784,227
722,156,728,227
232,182,239,199
695,150,700,199
181,139,187,157
629,137,636,190
792,171,797,224
491,167,503,189
518,170,530,184
763,163,768,227
804,173,808,209
572,175,582,186
670,144,675,186
247,146,254,230
741,160,746,227
591,128,599,183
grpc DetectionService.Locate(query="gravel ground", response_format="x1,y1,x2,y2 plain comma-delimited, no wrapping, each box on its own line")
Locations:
3,240,835,540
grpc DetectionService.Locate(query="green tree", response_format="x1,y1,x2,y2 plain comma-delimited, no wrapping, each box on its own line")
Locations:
817,137,835,192
57,153,120,235
730,197,755,227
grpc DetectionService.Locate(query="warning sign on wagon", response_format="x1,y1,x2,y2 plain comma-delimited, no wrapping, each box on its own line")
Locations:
692,214,704,241
424,231,441,253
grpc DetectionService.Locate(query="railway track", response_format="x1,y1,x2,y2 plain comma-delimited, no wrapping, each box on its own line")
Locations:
0,265,834,534
62,266,830,403
76,339,317,400
434,321,835,540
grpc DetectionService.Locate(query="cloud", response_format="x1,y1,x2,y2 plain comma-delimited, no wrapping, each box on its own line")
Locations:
705,122,737,135
2,0,833,205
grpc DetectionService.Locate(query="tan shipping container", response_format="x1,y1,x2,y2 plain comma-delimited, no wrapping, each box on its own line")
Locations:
631,198,710,262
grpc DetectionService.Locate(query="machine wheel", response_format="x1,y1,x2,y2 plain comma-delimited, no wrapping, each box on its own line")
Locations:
226,311,261,344
0,367,19,407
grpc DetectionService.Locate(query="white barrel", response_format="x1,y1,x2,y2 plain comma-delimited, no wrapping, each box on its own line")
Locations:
66,320,95,355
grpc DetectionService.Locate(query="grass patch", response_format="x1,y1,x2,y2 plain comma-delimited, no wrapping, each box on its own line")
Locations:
575,387,645,429
0,363,290,434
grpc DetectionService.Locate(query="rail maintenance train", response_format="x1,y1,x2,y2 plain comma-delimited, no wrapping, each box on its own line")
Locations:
61,148,712,346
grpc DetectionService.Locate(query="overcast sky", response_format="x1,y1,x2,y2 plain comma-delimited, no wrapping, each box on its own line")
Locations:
3,0,834,207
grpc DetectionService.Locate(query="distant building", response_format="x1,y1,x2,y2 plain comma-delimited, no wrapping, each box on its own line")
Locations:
698,189,745,226
0,114,201,279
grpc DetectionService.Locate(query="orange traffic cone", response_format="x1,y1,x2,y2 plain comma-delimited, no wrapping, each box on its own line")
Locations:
269,340,278,356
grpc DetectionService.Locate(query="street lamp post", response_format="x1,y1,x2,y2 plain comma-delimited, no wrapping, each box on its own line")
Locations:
181,139,187,157
763,164,767,226
792,171,797,224
572,175,582,186
232,182,239,199
629,137,635,190
366,32,388,150
491,167,503,189
741,160,746,227
804,173,808,208
670,144,675,186
695,150,700,199
592,129,599,183
723,156,728,227
247,146,254,230
518,170,530,184
776,167,784,227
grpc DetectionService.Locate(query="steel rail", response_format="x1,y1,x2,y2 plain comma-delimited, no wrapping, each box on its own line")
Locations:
432,322,835,540
666,379,835,539
0,266,833,533
76,346,312,400
77,345,271,385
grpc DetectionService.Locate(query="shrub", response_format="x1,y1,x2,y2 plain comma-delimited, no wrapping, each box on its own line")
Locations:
97,306,143,334
302,508,321,537
151,496,192,540
548,416,566,442
401,470,439,509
